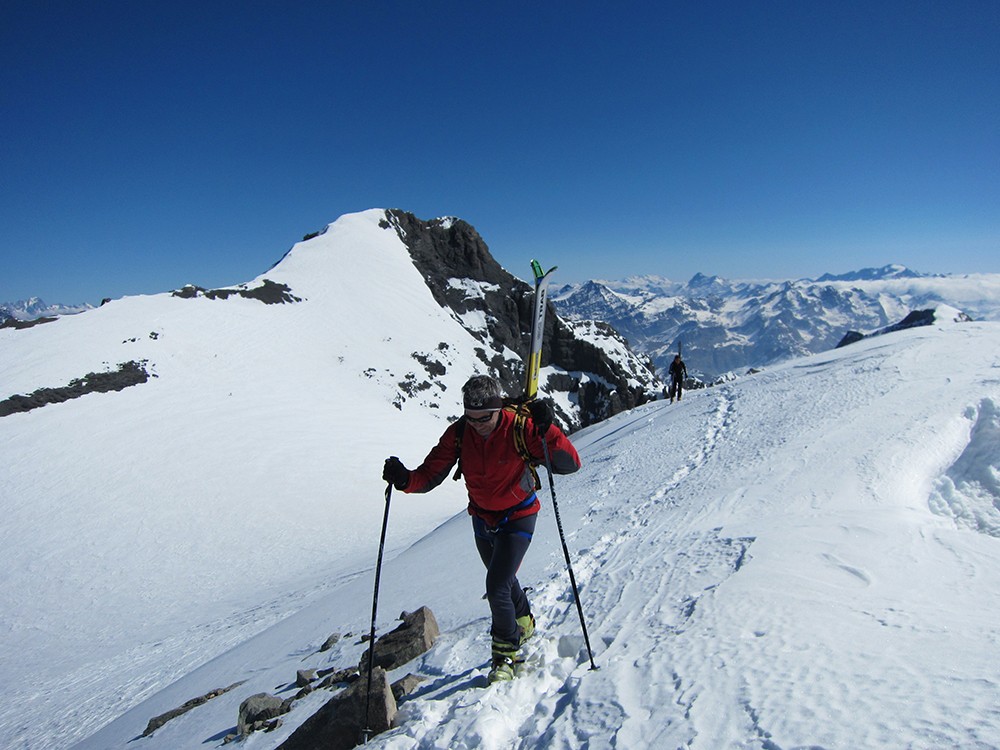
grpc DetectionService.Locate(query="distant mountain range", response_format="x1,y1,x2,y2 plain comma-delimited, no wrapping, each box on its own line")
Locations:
814,263,930,282
0,297,93,327
552,266,1000,379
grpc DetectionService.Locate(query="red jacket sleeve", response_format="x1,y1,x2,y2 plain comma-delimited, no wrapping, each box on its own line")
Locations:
527,419,581,475
404,421,460,493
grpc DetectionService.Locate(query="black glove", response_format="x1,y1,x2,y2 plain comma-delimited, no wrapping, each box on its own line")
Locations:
528,399,553,436
382,456,410,490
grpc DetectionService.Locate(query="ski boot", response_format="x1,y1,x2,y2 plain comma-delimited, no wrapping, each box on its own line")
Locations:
516,613,535,646
488,637,518,682
488,615,536,683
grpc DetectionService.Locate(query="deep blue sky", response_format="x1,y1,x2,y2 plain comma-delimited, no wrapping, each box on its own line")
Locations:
2,1,998,305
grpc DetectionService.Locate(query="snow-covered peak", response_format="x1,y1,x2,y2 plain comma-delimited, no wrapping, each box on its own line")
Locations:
935,303,974,324
261,209,395,292
687,271,725,288
816,263,928,282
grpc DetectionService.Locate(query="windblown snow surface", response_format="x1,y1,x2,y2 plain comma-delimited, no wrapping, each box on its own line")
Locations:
64,321,1000,749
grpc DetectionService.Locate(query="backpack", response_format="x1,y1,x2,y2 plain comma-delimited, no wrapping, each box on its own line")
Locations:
452,400,541,489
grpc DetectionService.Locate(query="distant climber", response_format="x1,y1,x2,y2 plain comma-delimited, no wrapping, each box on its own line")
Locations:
668,354,687,403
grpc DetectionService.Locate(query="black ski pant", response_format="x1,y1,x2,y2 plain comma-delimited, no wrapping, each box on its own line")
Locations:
473,513,536,646
670,378,683,401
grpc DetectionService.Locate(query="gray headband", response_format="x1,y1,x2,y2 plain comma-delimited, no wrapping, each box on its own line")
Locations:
464,394,503,410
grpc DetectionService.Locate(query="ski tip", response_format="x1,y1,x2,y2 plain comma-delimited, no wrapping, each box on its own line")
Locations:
530,260,558,282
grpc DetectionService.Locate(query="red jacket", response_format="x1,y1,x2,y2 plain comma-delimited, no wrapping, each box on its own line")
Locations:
403,410,581,526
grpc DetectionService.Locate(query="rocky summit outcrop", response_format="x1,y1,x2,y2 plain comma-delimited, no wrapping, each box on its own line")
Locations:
171,278,302,304
382,210,662,428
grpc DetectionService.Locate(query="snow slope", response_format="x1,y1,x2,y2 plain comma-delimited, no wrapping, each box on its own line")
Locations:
65,319,1000,749
0,210,480,748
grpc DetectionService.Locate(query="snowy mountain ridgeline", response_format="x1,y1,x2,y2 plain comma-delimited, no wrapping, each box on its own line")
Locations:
552,264,1000,380
1,209,660,429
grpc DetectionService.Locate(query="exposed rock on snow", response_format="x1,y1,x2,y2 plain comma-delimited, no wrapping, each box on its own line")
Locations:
316,667,360,690
141,681,245,737
837,305,973,348
0,315,58,330
171,278,302,304
277,667,396,750
382,209,663,427
318,633,341,652
0,359,152,417
295,669,316,688
151,602,451,747
360,606,440,672
391,673,427,701
237,692,292,737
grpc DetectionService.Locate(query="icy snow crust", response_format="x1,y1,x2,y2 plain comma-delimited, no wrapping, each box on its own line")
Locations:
1,210,999,748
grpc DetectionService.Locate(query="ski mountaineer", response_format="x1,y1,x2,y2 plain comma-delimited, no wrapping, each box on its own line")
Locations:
668,353,687,403
382,374,581,682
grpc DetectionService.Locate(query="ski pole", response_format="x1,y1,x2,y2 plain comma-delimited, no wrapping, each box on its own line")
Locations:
362,482,393,744
540,437,598,671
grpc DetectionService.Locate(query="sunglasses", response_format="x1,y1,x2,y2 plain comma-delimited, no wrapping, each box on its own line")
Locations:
465,411,498,423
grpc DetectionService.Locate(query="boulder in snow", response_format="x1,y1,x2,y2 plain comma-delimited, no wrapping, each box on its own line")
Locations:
359,606,439,672
277,666,396,750
391,673,427,701
319,632,340,651
142,681,245,737
295,669,316,688
237,693,291,737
